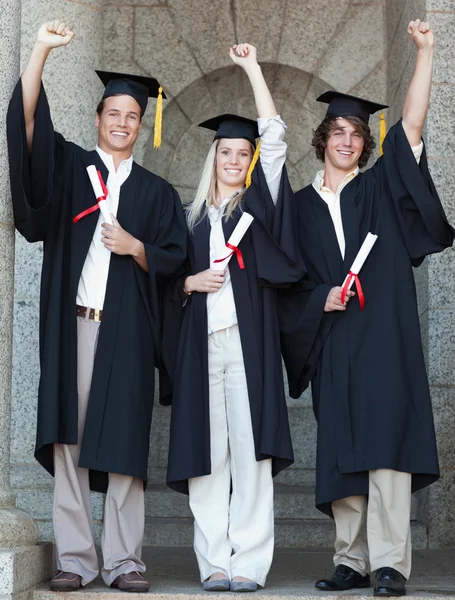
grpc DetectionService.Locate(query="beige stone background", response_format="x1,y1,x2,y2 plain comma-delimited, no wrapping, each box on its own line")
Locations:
5,0,455,551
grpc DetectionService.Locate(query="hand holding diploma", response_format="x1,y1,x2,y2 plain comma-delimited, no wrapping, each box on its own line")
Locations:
213,212,254,270
340,232,378,310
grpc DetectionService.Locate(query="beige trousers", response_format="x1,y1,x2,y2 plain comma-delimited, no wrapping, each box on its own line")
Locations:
332,469,412,579
188,325,274,587
53,314,145,586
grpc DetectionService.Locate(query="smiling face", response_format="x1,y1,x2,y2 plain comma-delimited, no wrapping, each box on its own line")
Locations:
324,117,365,173
215,138,253,193
95,94,143,158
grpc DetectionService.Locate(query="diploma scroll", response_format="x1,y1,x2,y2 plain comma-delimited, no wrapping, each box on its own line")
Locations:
341,232,378,310
73,166,109,224
213,212,254,270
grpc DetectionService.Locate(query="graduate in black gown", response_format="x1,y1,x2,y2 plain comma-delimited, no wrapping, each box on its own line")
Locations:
7,20,186,593
279,19,454,597
161,43,304,592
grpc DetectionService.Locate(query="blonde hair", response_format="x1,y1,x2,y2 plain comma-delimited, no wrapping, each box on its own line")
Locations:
186,139,252,231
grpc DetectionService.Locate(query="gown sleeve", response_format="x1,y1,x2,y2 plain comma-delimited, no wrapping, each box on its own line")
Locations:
140,182,187,373
378,119,454,267
279,278,334,399
7,79,68,242
244,161,306,285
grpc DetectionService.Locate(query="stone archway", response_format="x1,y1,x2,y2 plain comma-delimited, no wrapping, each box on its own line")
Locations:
141,64,331,202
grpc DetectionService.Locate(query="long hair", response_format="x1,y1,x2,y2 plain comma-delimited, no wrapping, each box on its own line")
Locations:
311,116,376,169
186,140,251,231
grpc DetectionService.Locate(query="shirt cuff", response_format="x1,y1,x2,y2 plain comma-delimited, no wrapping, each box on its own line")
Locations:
411,140,424,164
257,114,287,138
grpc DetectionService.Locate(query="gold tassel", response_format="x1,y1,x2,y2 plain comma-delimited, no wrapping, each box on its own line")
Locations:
379,112,386,156
245,139,261,188
153,86,163,149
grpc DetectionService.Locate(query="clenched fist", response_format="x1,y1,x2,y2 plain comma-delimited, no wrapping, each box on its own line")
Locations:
184,269,225,294
36,21,75,49
229,43,258,70
408,19,434,50
324,286,355,313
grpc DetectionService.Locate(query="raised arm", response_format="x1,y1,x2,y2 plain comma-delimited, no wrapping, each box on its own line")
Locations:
230,43,277,118
402,19,434,147
21,21,74,151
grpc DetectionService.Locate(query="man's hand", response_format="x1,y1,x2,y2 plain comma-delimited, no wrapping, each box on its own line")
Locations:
101,215,140,256
184,270,225,294
36,21,75,50
408,19,434,51
324,286,355,312
229,43,258,70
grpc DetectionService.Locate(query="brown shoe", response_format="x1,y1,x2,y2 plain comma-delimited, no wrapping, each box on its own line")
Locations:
111,572,150,593
50,571,82,591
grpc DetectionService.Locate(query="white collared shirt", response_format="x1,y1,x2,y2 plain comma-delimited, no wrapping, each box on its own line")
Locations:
76,146,134,309
312,141,424,259
207,115,287,334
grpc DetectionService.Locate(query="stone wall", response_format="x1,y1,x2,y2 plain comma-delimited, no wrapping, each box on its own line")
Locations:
10,0,455,549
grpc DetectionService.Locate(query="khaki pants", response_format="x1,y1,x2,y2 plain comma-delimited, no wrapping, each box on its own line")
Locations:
332,469,412,579
188,325,274,587
53,314,145,586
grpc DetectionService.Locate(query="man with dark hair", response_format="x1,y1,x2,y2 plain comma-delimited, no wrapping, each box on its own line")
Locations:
7,20,187,593
280,19,453,597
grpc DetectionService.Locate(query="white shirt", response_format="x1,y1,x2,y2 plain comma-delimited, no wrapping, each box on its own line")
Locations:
312,141,424,259
76,146,133,309
207,115,287,334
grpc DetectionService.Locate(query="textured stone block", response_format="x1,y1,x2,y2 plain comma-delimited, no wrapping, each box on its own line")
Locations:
134,6,203,97
431,387,455,469
350,60,387,105
13,234,42,302
427,249,455,310
278,0,350,74
101,6,135,74
11,298,40,464
427,0,455,11
288,406,317,470
427,309,455,386
430,12,455,84
414,259,429,318
317,5,384,93
427,84,455,158
167,0,235,75
427,158,455,225
428,469,455,547
0,543,52,596
168,125,213,190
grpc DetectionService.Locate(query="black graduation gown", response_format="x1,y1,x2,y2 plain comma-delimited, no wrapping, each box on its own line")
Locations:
162,163,306,494
7,80,187,492
279,121,454,516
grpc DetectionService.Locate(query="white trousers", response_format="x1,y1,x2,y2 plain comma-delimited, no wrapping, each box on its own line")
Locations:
188,325,274,586
53,315,145,586
332,469,412,579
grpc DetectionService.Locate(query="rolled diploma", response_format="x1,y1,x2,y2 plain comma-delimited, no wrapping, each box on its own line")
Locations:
341,232,378,290
212,212,254,269
86,165,111,223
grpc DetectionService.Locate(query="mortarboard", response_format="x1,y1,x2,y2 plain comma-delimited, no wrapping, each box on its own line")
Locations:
95,70,166,148
199,114,259,147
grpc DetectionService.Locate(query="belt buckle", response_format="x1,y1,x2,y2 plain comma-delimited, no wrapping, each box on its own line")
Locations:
94,308,101,322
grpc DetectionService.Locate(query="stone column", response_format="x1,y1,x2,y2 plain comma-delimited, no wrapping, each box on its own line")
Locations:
0,1,53,599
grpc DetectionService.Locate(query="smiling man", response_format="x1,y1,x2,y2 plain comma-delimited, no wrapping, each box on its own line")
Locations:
279,19,454,597
7,20,187,593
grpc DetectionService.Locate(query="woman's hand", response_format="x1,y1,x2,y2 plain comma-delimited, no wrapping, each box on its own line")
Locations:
184,270,225,294
229,43,258,70
324,286,355,312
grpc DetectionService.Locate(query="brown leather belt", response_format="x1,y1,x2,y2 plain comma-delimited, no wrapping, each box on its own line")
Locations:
76,304,103,322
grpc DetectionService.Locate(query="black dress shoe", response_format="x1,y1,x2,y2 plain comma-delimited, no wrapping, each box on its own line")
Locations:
315,564,370,591
374,567,406,597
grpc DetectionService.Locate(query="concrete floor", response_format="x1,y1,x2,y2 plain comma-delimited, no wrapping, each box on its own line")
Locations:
34,547,455,599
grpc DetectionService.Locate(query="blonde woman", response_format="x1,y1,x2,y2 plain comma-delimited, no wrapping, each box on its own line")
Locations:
162,43,304,592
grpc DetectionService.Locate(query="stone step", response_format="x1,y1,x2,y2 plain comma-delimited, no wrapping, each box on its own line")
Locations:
33,546,450,600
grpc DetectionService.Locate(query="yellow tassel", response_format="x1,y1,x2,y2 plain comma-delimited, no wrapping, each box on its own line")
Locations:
245,139,261,188
379,112,386,156
153,86,163,149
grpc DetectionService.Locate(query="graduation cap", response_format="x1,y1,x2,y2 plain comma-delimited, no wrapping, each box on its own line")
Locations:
199,114,261,187
317,91,389,155
95,70,166,148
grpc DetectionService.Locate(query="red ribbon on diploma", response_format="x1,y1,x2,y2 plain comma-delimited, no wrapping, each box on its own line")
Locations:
213,242,245,270
73,171,108,224
341,271,365,311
